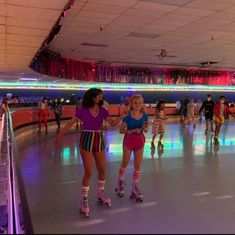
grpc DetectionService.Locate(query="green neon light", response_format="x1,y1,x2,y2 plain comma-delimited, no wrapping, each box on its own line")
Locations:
62,147,70,158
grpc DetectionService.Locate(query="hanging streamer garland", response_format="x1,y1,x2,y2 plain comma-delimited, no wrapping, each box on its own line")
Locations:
30,48,235,86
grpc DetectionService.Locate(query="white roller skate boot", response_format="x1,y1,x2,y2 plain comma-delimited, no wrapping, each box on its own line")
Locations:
115,180,125,197
130,184,143,203
97,189,112,207
79,197,90,218
213,136,220,146
158,141,164,150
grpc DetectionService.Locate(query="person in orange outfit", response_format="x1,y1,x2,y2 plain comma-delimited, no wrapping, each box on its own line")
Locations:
213,96,235,145
38,97,49,134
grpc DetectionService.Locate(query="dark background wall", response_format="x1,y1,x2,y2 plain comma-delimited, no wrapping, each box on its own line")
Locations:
1,88,234,105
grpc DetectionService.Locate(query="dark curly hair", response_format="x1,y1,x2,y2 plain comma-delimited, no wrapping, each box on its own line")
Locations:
156,100,165,111
82,88,103,108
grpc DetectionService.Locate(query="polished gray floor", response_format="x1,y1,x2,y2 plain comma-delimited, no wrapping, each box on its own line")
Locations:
17,120,235,234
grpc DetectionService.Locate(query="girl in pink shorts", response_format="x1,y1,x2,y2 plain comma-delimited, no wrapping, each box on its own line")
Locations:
115,94,149,202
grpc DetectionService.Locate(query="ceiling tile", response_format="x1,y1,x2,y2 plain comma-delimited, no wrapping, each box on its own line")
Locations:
7,5,61,20
7,26,48,37
186,0,234,11
140,0,193,6
134,1,178,12
87,0,138,7
6,0,68,10
7,17,54,30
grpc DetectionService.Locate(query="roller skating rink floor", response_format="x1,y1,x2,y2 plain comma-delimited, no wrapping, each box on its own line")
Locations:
16,119,235,234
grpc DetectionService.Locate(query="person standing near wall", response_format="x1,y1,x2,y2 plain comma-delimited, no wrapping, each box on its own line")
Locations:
51,97,62,132
1,97,8,119
38,97,49,134
199,94,215,135
213,96,235,145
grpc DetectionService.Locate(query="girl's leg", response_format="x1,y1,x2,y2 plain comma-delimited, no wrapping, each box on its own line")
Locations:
214,122,222,145
133,147,144,180
79,149,94,216
55,113,60,129
119,146,132,181
131,148,144,200
159,134,164,145
94,150,106,181
80,149,94,187
38,110,42,132
214,122,220,138
210,119,214,132
216,124,222,136
121,146,132,169
115,147,132,196
42,111,48,132
192,117,196,127
205,119,209,133
94,150,111,206
151,134,157,147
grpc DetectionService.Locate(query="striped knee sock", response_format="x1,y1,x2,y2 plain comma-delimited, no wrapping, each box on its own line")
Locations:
119,167,126,181
133,170,141,185
98,180,105,191
81,185,89,198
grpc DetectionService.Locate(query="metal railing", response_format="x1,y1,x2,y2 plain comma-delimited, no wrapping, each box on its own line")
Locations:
0,111,34,234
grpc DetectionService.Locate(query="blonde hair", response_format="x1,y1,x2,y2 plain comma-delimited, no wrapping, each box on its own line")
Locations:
129,94,146,113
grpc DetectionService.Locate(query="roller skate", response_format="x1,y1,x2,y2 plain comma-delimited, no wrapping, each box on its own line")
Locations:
157,141,164,150
211,129,215,135
213,137,220,146
79,197,90,218
115,180,125,197
130,184,143,203
97,189,111,207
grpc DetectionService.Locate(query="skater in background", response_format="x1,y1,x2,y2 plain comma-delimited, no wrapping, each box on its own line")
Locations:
51,97,62,132
37,97,49,134
187,98,196,128
56,88,124,217
151,100,167,150
1,97,8,118
213,96,235,145
116,94,149,202
180,96,190,126
199,94,215,135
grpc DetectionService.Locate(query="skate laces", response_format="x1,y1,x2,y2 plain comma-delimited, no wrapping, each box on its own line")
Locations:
134,184,142,196
119,180,125,190
82,197,88,208
98,188,107,198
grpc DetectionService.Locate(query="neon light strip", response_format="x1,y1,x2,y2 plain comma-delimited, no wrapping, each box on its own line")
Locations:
0,81,235,92
19,78,38,81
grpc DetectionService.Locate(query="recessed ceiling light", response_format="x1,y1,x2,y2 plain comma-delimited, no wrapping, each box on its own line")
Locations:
81,43,108,47
127,32,160,39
